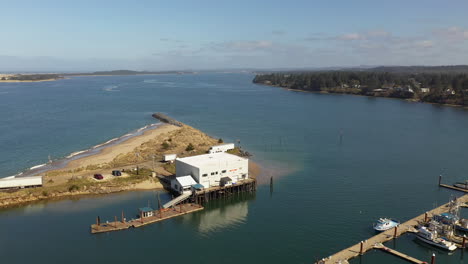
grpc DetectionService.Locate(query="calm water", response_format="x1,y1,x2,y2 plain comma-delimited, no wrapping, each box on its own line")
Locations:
1,74,468,263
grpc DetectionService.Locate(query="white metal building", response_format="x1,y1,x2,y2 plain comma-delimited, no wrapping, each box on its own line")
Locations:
171,175,197,194
163,154,177,162
208,143,235,154
0,176,43,189
175,152,248,188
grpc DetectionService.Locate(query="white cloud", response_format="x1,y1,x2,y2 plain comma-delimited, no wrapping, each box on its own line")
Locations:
213,40,274,52
433,26,468,41
338,33,364,40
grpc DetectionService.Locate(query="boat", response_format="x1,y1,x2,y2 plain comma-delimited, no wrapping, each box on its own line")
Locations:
455,218,468,232
415,226,457,251
373,218,399,231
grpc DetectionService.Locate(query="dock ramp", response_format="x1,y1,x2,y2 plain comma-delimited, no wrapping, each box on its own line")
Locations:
163,192,191,209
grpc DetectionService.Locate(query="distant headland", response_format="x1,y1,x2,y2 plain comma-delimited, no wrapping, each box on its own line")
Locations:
253,65,468,107
0,70,195,83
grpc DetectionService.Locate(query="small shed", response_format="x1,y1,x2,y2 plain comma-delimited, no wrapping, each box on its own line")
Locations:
171,175,197,194
139,207,154,218
163,154,177,162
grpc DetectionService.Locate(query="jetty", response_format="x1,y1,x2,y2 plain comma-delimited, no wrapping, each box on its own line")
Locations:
91,203,203,234
316,194,468,264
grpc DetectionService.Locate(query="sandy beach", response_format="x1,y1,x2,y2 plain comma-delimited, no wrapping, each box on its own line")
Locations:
65,123,181,170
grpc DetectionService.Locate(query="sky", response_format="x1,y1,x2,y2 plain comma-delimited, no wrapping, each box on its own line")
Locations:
1,0,468,71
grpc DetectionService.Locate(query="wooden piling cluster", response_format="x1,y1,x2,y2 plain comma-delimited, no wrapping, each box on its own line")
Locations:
90,203,203,234
316,194,468,264
191,178,256,205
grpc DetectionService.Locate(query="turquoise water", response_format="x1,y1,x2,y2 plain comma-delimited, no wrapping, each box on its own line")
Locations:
1,74,468,263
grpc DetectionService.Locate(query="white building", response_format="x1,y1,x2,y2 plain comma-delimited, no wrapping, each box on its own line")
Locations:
163,154,177,162
175,152,248,188
208,143,235,154
421,88,430,93
0,176,43,189
171,175,197,194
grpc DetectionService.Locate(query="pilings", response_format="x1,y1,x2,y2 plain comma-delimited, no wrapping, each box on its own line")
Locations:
192,178,256,205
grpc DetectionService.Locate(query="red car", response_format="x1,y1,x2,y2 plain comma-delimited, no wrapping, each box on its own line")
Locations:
94,174,104,180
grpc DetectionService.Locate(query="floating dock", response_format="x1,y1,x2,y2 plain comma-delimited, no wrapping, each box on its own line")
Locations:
316,194,468,264
90,203,203,234
438,175,468,193
374,243,425,264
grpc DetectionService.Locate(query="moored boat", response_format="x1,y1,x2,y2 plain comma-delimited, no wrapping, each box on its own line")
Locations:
455,219,468,232
415,226,457,251
373,218,399,231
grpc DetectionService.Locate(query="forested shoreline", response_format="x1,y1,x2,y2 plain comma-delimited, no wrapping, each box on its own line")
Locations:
253,67,468,106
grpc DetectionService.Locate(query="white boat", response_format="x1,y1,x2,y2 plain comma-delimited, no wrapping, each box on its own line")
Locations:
415,226,457,251
373,218,399,231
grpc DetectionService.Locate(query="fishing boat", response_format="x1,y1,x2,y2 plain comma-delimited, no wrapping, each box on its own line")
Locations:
373,218,399,231
415,226,457,251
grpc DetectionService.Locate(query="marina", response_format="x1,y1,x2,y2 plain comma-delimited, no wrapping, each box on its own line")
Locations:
316,194,468,264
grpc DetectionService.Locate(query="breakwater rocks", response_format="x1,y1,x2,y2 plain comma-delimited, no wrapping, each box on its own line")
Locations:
152,113,183,127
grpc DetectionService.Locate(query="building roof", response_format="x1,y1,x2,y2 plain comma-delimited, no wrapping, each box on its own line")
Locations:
139,207,154,212
176,152,247,167
176,175,197,187
191,183,204,189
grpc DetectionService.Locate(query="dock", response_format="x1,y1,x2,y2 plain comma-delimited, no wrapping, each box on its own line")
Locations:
438,175,468,193
439,184,468,193
90,203,203,234
374,243,425,264
316,194,468,264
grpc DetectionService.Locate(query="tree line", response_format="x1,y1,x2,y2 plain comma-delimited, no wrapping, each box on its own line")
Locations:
253,70,468,106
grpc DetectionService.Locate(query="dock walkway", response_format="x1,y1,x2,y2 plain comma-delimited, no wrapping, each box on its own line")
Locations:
90,203,203,234
316,194,468,264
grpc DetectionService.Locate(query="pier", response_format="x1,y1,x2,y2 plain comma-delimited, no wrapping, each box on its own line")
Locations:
90,203,203,234
316,194,468,264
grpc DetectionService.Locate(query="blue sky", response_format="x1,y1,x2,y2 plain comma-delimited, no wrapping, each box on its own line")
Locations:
1,0,468,71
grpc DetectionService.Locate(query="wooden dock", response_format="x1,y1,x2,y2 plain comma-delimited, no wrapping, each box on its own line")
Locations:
316,194,468,264
90,203,203,234
374,243,426,264
439,184,468,193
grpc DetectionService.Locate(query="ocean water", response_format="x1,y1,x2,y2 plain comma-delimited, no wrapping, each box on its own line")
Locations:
1,73,468,263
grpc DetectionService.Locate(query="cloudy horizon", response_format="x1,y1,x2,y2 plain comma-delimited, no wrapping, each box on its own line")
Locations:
2,0,468,72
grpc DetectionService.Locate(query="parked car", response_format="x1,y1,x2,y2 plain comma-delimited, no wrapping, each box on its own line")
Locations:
94,174,104,180
112,170,122,176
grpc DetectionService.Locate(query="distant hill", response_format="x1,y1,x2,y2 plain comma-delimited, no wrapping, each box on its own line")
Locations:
63,70,194,76
356,65,468,74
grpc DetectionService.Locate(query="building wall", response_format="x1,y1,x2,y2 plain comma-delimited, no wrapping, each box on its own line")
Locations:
176,160,199,180
178,157,248,188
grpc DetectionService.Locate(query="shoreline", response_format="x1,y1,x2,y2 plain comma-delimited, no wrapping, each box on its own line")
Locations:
257,83,468,110
0,120,261,209
0,78,62,83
